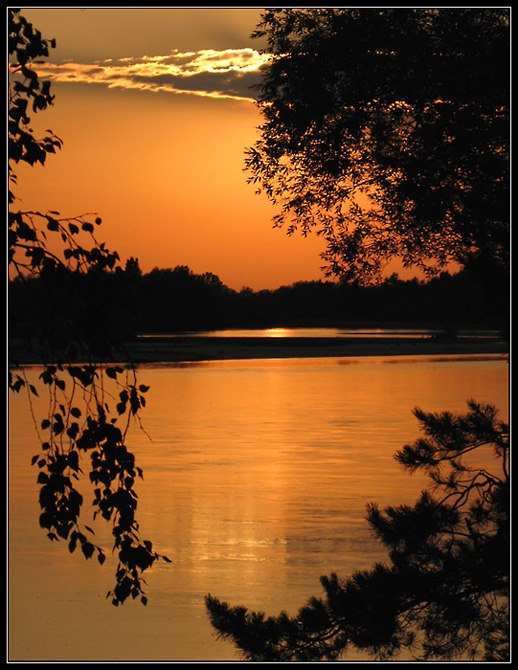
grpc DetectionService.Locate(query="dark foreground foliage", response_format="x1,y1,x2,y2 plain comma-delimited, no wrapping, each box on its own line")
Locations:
206,401,509,661
246,8,509,285
9,8,170,606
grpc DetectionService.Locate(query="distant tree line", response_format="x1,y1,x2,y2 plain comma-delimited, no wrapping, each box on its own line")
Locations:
9,258,508,346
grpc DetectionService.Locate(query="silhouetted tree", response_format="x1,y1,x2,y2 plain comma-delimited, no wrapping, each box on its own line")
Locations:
206,11,510,661
246,8,509,284
8,9,170,606
10,266,508,337
124,256,143,278
206,401,509,661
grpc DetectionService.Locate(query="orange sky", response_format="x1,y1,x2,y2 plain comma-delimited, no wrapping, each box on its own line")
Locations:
13,8,329,291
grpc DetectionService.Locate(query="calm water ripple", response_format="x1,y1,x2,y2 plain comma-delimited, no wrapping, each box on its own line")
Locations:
9,354,509,661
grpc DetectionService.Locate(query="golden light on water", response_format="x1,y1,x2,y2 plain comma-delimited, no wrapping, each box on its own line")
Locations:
265,328,291,338
8,356,508,661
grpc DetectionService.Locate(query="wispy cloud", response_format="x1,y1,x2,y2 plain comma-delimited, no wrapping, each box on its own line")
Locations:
29,48,271,101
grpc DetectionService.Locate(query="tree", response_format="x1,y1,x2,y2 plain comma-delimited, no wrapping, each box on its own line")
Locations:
205,9,510,660
8,9,170,606
205,400,509,661
245,8,510,284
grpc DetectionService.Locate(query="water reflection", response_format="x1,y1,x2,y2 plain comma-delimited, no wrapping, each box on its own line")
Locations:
141,352,507,370
8,356,509,661
138,327,503,340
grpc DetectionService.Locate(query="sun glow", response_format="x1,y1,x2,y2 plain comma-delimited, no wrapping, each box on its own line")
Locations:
265,328,291,338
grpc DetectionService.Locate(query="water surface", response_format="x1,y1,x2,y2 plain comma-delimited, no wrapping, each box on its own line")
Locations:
8,354,508,661
138,327,502,339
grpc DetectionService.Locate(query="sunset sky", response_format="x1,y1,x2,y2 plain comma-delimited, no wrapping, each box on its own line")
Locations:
13,7,329,291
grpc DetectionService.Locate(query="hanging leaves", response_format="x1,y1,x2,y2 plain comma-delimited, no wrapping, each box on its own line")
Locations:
8,8,169,606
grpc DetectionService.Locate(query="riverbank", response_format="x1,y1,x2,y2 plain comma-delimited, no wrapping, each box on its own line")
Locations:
9,333,509,366
122,334,509,364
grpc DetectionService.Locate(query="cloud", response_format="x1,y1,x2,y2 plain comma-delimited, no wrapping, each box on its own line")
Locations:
29,48,271,102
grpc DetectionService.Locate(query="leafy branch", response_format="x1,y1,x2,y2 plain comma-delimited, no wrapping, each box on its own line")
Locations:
8,8,170,606
205,401,509,661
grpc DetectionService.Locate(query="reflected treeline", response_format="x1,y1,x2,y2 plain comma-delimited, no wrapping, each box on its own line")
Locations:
9,258,509,341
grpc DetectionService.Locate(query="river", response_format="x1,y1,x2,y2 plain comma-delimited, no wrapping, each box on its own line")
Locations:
8,351,508,661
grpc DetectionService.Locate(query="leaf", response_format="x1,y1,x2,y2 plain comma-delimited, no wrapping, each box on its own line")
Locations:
81,542,95,559
40,369,54,384
67,449,79,470
67,423,79,440
46,217,59,231
52,418,64,435
39,512,52,529
114,576,133,604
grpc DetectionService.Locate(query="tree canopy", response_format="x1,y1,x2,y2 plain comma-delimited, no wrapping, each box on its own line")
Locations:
8,9,169,606
246,8,510,284
206,401,509,661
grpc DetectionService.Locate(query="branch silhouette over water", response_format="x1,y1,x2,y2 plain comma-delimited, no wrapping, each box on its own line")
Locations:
205,400,509,662
8,9,170,606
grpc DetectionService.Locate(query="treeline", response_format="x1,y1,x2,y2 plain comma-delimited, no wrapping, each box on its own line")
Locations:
9,258,509,343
